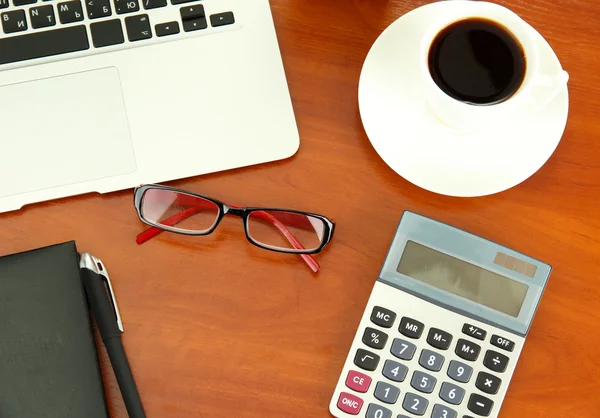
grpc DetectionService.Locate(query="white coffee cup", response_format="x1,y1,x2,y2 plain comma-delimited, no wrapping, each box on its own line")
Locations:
420,1,569,133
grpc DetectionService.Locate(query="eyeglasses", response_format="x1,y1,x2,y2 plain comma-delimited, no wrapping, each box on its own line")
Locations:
133,184,335,273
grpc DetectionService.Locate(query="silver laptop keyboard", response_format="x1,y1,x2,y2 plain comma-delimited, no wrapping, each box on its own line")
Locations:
0,0,236,66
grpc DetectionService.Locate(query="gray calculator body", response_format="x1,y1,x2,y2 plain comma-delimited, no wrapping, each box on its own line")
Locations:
330,211,551,418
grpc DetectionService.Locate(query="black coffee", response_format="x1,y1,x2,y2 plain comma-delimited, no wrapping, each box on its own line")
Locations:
428,18,526,105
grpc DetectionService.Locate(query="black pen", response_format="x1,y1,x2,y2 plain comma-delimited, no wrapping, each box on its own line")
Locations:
80,253,146,418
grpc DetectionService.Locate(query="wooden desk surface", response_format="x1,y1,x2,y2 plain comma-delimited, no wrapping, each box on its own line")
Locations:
1,0,599,417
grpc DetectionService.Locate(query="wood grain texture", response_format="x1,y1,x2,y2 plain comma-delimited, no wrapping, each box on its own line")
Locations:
1,0,599,416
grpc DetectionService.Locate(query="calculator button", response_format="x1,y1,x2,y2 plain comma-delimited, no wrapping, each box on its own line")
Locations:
475,371,501,395
374,381,400,404
410,370,437,394
363,327,388,350
390,338,417,361
467,393,494,416
366,403,392,418
483,350,509,373
462,323,487,340
447,360,473,383
345,370,371,393
371,306,396,328
427,327,453,350
419,349,445,372
337,392,363,415
399,317,424,339
439,382,465,405
490,334,515,352
432,404,458,418
354,348,380,371
382,360,408,382
455,338,481,362
402,392,428,416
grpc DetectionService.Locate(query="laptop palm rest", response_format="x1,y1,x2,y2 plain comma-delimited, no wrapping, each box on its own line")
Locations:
0,67,136,200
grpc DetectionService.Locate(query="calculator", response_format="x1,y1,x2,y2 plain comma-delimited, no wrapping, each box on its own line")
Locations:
329,211,551,418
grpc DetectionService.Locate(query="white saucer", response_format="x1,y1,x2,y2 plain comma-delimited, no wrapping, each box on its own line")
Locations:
358,2,569,197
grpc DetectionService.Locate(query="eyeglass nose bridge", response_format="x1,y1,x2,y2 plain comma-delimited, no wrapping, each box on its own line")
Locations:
222,205,247,218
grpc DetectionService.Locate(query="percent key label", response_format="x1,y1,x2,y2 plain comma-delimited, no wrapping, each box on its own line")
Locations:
363,327,389,350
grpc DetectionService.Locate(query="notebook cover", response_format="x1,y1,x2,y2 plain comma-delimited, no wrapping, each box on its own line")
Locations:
0,241,110,418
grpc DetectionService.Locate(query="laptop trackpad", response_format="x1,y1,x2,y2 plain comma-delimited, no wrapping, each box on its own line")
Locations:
0,67,136,198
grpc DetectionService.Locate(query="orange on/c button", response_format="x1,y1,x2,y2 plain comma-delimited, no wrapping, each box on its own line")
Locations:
345,370,372,393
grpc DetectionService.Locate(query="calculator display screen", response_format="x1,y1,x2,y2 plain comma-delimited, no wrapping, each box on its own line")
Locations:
397,241,529,317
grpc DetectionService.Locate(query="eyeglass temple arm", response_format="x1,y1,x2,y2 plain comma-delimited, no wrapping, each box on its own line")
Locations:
135,205,320,273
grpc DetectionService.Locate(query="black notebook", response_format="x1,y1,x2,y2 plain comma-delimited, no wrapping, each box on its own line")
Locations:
0,241,110,418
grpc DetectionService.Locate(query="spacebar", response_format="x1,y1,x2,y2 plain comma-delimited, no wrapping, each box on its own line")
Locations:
0,26,90,65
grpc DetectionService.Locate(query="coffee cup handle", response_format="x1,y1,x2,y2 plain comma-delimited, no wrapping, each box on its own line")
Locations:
522,70,569,110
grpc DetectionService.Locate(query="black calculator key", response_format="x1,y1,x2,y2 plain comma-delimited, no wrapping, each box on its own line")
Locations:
155,21,178,36
362,327,388,350
432,404,458,418
483,350,509,373
374,381,400,404
418,349,444,372
370,306,396,328
390,338,416,361
399,317,424,339
476,371,501,395
115,0,138,14
462,323,486,340
455,338,481,362
142,0,164,8
468,393,494,417
180,3,203,19
427,327,453,350
13,0,35,5
439,382,465,405
402,392,428,416
0,24,88,65
58,1,84,23
382,359,408,382
354,348,379,371
90,19,123,47
366,403,392,418
410,370,436,394
1,9,27,33
85,0,111,19
490,334,515,352
125,14,151,41
182,17,206,32
29,5,55,28
0,0,9,9
447,360,473,383
210,11,234,27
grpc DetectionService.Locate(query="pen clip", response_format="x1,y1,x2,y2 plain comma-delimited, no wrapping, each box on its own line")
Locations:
80,253,124,333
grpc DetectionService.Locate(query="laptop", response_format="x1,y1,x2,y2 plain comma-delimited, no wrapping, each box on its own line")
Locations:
0,0,299,213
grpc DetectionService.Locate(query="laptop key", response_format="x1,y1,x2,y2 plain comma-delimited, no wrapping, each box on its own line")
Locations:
115,0,138,14
85,0,110,19
125,13,151,41
171,0,193,5
13,0,35,5
90,18,124,47
1,9,27,33
58,0,84,23
0,25,89,65
179,3,203,20
142,0,164,9
30,5,56,29
182,16,206,32
0,0,9,10
155,21,179,37
210,11,234,27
